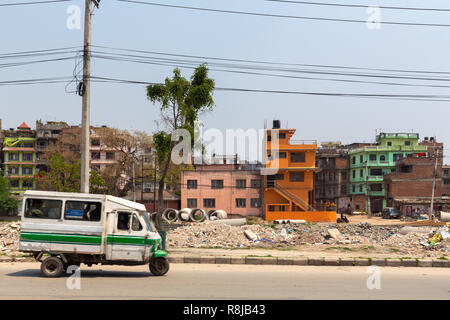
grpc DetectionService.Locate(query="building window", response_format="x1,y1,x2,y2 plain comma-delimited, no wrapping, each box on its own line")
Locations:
10,179,19,188
369,154,377,161
370,184,382,191
400,165,413,173
380,155,386,161
278,133,286,139
91,139,100,146
251,179,261,188
444,179,450,185
393,154,402,161
359,184,363,192
23,142,34,148
8,167,18,175
91,152,101,159
360,155,363,163
203,198,215,208
291,152,305,162
235,198,246,208
267,135,272,142
22,153,33,162
444,169,449,175
22,180,33,188
360,169,363,177
65,201,102,221
251,198,261,208
23,167,33,175
187,198,197,208
290,172,304,182
351,157,355,165
405,141,411,146
341,185,347,194
352,185,355,192
387,141,392,146
370,168,382,176
277,152,287,159
24,199,62,219
8,153,19,161
211,180,224,189
106,152,115,160
187,180,197,189
352,170,355,179
236,179,246,189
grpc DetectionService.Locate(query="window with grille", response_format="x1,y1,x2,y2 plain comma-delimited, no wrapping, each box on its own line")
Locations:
211,180,224,189
187,198,197,208
236,179,246,189
291,152,305,162
187,180,197,189
203,198,215,208
251,198,261,208
235,198,246,208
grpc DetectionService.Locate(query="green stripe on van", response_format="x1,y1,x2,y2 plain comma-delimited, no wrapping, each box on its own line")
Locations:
20,232,102,245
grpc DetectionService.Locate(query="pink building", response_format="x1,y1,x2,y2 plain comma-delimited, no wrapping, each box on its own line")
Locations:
181,156,263,217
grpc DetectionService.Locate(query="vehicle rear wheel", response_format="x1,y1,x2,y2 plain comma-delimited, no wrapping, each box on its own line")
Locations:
41,257,64,277
149,257,169,276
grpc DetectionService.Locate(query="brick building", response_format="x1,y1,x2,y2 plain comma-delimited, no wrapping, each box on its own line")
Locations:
384,155,450,216
181,155,263,217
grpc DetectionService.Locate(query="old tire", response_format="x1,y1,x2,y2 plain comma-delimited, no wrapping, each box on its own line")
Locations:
149,257,169,276
41,257,64,277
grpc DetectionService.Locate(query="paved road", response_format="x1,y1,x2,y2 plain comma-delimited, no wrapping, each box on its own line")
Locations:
0,262,448,299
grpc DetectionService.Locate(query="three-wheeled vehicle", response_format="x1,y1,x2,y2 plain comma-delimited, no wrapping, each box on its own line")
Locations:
19,190,169,277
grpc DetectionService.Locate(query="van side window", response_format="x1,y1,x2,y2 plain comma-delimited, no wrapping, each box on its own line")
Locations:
65,201,102,221
132,214,143,231
117,212,131,230
24,199,62,219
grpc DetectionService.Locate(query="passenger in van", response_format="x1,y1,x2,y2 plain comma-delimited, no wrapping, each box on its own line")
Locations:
26,200,44,218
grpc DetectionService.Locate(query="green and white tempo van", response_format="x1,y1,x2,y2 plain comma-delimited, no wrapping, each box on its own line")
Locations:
19,190,169,277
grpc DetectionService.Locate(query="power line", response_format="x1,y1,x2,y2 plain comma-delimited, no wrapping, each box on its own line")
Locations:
117,0,450,28
0,0,72,7
265,0,450,12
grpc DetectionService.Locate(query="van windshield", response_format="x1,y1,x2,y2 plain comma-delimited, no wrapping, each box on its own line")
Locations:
141,212,156,232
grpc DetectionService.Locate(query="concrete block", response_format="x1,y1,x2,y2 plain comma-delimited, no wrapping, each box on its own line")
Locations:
432,259,449,268
260,257,277,265
370,259,386,266
324,258,340,266
168,256,184,263
385,259,401,267
246,257,262,265
308,258,324,266
340,258,355,266
401,259,418,267
230,257,245,265
277,258,293,265
355,258,370,266
184,256,200,264
215,257,231,264
417,259,433,268
200,256,216,264
292,257,308,266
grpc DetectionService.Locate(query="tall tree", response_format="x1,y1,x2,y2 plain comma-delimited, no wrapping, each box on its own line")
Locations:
0,175,18,215
147,64,215,211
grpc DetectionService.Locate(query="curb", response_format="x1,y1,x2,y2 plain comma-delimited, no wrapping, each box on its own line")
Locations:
1,256,448,268
166,256,449,268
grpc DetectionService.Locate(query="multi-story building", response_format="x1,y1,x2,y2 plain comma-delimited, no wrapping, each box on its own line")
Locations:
2,122,37,195
315,142,350,211
181,155,263,217
384,156,450,215
348,132,428,213
443,165,450,197
35,120,69,174
263,121,335,222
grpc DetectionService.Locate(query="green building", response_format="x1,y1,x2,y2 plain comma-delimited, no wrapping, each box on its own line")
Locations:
2,122,37,196
348,133,428,213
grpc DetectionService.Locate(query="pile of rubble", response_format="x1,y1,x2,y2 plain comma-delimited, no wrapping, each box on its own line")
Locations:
0,223,20,254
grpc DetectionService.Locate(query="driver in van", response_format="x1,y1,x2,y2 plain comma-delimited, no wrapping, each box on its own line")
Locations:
26,200,44,218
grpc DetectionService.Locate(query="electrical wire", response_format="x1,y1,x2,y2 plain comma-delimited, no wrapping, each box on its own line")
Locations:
116,0,450,28
0,0,72,7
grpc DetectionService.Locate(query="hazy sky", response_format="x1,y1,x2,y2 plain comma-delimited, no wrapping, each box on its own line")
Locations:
1,0,449,161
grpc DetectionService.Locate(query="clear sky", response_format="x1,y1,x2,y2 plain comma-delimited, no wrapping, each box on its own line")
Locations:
1,0,449,161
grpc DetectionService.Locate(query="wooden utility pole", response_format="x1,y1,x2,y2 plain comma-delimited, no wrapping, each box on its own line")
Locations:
80,0,100,193
141,155,144,202
430,149,439,220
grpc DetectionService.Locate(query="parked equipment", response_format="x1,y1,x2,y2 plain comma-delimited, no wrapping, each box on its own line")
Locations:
19,191,169,277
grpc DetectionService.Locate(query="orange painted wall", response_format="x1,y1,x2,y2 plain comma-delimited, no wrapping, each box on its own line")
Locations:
265,210,337,222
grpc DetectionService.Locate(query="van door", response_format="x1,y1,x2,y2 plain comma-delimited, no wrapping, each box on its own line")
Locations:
107,211,147,261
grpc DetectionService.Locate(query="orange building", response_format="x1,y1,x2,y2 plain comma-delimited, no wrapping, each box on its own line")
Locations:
263,121,336,222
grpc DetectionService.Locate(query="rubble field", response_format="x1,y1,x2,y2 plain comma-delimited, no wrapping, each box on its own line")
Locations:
1,221,448,259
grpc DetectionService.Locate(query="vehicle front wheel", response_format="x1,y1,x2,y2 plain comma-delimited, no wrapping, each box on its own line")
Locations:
41,257,64,277
149,257,169,276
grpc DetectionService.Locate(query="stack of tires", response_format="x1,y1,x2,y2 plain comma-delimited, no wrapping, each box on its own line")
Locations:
161,208,228,223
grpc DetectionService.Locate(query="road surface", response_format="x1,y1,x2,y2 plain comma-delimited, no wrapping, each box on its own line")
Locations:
0,262,448,299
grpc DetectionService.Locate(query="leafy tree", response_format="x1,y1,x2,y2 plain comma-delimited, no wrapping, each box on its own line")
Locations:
147,64,215,211
0,175,18,215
